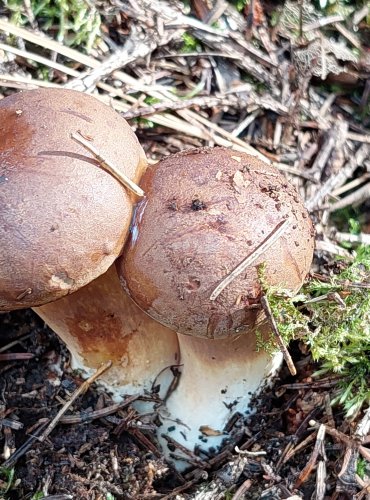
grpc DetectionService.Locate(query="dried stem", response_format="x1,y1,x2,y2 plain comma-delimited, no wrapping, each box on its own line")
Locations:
261,295,296,376
38,361,112,442
71,132,144,197
210,219,291,301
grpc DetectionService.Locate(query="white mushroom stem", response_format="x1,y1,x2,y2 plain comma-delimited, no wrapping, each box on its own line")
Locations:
157,324,282,470
33,265,179,403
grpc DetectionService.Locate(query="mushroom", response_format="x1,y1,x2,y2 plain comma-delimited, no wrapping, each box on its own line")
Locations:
0,88,179,399
119,147,314,467
34,265,178,400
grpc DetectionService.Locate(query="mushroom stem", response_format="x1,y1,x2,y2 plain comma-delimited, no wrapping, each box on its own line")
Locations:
158,323,282,469
33,265,179,402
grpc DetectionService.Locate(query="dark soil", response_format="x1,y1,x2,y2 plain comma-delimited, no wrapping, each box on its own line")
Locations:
0,308,354,499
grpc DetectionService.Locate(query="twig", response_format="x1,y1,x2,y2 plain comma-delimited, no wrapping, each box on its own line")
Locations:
121,94,286,120
315,239,352,258
329,182,370,212
280,376,343,390
235,445,266,457
155,470,208,500
38,361,112,442
0,419,23,430
325,393,335,429
59,394,139,424
65,30,153,92
334,22,362,50
0,334,33,353
273,162,319,182
355,477,370,500
332,173,370,197
261,295,296,376
161,434,210,467
306,144,369,211
1,419,49,468
127,95,216,120
129,427,163,457
294,424,326,489
353,5,369,25
71,132,144,197
283,432,317,465
210,219,291,301
316,459,327,500
232,479,253,499
0,353,34,361
335,232,370,246
191,455,248,499
39,495,73,500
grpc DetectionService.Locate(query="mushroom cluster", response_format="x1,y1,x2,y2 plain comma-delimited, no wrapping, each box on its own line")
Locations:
0,89,314,471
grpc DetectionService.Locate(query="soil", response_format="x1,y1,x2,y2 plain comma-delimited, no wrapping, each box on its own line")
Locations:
0,308,354,499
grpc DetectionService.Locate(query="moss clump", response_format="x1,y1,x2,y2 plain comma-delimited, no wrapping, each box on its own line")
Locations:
4,0,101,51
259,246,370,418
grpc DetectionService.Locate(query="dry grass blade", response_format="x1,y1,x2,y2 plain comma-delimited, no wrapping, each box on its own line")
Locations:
329,182,370,212
0,353,34,361
71,132,144,197
306,144,369,210
0,42,81,77
335,232,370,245
0,19,95,67
59,394,140,424
0,74,60,89
261,295,296,376
0,17,271,161
1,419,49,468
210,219,291,301
294,424,326,489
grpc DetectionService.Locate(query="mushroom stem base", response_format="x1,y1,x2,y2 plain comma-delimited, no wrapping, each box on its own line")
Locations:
157,327,282,470
33,265,179,401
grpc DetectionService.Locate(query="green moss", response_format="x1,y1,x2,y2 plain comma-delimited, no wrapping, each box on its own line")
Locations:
4,0,101,51
0,467,15,494
259,246,370,418
357,456,368,479
229,0,248,12
181,32,200,53
31,493,45,500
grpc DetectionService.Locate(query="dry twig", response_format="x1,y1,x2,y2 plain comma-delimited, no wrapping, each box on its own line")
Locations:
210,219,291,300
38,361,112,442
71,132,144,197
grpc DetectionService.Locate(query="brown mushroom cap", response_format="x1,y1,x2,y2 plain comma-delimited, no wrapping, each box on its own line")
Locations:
0,88,146,310
120,147,314,339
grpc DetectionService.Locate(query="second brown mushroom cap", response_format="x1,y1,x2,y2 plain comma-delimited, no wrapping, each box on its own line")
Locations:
121,147,314,339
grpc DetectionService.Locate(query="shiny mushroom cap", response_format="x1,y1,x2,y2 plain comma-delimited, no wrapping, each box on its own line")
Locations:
0,88,146,310
120,147,314,339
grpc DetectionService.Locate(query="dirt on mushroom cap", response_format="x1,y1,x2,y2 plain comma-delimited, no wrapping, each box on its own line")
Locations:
0,88,147,310
120,147,315,339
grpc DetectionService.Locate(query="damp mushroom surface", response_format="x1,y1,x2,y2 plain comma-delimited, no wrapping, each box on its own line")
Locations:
0,88,179,398
119,147,315,468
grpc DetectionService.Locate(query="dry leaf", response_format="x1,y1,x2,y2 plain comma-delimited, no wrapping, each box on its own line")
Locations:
199,425,223,436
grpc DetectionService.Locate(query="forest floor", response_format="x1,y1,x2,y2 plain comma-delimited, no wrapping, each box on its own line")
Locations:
0,0,369,498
